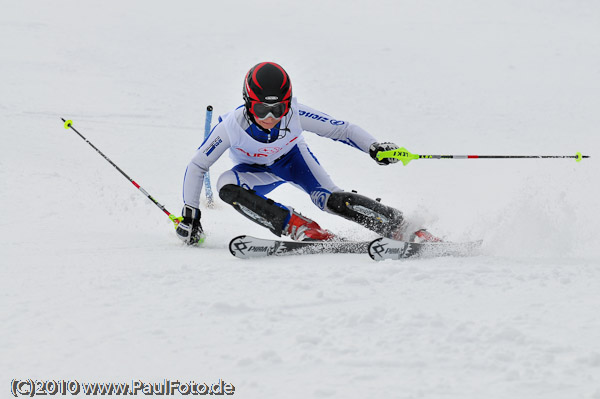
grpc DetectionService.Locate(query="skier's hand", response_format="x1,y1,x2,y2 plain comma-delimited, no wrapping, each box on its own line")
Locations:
176,205,204,245
369,142,400,165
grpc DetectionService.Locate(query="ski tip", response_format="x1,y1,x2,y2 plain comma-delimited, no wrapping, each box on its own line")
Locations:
229,235,248,258
368,237,385,260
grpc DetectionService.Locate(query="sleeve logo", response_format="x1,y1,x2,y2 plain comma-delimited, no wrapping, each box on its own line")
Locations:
298,109,329,123
203,137,223,156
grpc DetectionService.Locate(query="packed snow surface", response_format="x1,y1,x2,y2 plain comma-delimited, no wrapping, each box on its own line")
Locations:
2,0,599,398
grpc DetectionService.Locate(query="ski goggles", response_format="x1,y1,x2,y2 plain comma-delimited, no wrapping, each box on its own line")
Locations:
249,101,290,120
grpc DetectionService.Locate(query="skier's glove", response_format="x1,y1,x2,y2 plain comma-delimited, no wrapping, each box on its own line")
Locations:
176,205,204,245
369,142,400,165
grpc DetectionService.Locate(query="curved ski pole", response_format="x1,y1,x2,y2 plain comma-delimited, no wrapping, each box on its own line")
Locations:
61,118,184,229
377,148,590,166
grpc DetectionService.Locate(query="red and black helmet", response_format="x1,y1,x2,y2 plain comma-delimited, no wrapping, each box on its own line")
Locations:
243,62,292,119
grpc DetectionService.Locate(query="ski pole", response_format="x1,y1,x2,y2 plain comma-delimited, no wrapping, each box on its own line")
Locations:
61,118,182,227
377,147,590,166
203,105,215,208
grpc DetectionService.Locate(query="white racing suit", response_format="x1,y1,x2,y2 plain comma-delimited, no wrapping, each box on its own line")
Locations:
182,97,377,213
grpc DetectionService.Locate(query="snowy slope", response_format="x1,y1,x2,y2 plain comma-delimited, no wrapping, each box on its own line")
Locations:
2,0,599,398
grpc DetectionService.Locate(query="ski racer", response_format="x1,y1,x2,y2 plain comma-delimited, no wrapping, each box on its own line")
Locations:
177,61,440,245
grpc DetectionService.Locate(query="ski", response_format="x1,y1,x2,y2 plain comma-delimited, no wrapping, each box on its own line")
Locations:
229,235,370,259
229,235,483,260
368,237,483,261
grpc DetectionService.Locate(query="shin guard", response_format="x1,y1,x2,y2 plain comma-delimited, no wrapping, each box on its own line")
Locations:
219,184,290,236
326,191,405,237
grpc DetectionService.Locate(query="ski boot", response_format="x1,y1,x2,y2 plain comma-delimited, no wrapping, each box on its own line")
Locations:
389,227,443,243
412,229,443,243
284,211,335,241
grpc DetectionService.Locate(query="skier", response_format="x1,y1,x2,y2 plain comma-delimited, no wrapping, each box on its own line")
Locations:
177,62,440,245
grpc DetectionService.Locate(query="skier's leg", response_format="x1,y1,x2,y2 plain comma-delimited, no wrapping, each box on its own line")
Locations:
217,164,333,240
326,192,442,242
232,143,339,240
219,184,290,236
272,143,408,237
252,143,439,241
217,164,289,236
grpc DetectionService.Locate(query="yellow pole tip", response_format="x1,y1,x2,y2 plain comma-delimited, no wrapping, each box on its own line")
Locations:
63,120,73,129
576,152,583,162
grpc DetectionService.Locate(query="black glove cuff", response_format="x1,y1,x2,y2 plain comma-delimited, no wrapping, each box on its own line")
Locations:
369,142,382,160
182,205,201,224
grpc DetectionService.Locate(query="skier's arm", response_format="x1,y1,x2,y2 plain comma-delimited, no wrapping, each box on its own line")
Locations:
297,104,377,153
177,123,231,245
298,104,400,165
182,122,231,209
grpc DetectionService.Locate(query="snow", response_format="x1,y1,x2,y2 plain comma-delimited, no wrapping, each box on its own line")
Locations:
2,0,599,398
